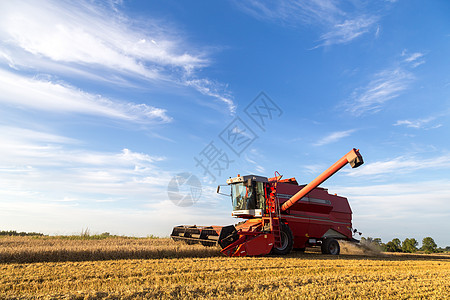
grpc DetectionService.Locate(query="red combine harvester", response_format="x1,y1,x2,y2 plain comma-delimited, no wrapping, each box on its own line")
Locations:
171,148,363,256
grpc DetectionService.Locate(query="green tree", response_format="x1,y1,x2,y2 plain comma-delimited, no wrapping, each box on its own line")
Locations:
421,237,437,254
402,238,418,253
385,238,402,252
392,238,401,249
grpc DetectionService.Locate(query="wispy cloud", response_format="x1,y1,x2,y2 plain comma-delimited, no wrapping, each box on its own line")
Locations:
345,68,414,116
0,126,167,195
404,52,424,63
394,116,442,129
402,50,426,68
184,79,236,113
375,25,380,38
0,1,202,78
0,127,164,167
235,0,344,26
0,125,79,145
314,129,356,146
303,164,327,175
0,0,235,113
244,154,265,174
0,69,172,123
343,51,426,116
242,149,267,175
318,15,379,47
235,0,381,47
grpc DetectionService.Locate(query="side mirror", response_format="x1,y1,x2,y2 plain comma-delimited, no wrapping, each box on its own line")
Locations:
217,185,231,196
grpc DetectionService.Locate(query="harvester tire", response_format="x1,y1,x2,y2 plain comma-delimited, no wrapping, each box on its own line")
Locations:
321,238,340,255
271,223,293,255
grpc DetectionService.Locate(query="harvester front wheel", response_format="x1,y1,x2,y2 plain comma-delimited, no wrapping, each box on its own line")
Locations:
271,223,293,255
321,238,340,255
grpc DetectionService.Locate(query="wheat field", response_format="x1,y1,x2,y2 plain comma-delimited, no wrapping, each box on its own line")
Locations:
0,236,221,264
0,236,449,299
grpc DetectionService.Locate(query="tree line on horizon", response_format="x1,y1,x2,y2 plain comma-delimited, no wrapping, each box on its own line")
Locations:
0,230,44,237
361,236,449,254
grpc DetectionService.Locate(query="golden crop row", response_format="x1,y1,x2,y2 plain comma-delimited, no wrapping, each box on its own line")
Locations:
0,236,221,263
0,236,449,299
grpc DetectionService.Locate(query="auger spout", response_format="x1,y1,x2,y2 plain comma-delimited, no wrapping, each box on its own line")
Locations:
280,148,363,212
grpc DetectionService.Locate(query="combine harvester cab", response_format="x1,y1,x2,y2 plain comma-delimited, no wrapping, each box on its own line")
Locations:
171,148,364,257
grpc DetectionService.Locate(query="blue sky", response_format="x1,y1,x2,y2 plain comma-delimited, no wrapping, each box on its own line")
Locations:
1,0,449,246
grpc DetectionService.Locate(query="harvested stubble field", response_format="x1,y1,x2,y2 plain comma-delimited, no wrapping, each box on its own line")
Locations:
0,237,449,299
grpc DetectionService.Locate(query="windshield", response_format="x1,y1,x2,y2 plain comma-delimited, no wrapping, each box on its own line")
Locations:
231,182,255,210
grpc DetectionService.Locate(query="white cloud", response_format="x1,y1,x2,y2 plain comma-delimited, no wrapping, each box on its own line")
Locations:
242,149,268,175
303,164,327,175
404,52,424,63
236,0,380,47
0,126,235,236
0,0,235,114
375,25,380,38
0,126,169,201
255,165,266,173
0,1,204,76
0,135,164,170
184,78,236,113
318,16,379,47
314,129,356,146
244,154,266,174
394,116,442,129
343,51,427,116
0,126,79,145
402,51,426,68
235,0,344,26
0,69,171,123
345,68,414,116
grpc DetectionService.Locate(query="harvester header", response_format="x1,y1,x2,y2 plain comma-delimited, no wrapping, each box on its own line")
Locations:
171,148,364,257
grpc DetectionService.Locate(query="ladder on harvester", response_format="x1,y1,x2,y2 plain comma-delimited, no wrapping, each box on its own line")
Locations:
266,172,282,249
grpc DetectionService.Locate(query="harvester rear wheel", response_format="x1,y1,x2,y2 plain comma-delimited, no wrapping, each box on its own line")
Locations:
271,223,293,255
321,238,340,255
